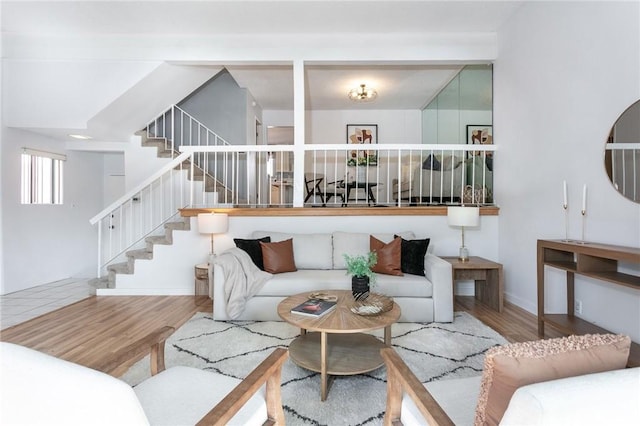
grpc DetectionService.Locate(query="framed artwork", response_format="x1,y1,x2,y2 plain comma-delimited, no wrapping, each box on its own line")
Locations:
346,124,378,166
466,125,492,145
467,124,493,165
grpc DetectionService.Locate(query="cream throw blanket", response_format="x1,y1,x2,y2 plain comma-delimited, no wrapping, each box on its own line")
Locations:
213,248,273,319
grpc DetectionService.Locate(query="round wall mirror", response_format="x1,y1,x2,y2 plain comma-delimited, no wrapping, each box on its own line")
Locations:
604,100,640,203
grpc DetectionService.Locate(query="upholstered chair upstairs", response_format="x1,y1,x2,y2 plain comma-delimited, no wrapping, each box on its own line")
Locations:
0,327,288,426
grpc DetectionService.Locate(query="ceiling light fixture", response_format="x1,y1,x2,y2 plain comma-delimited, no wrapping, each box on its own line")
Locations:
348,84,377,102
69,134,92,140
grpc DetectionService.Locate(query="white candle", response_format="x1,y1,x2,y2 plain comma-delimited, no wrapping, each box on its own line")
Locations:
582,184,587,212
563,181,567,207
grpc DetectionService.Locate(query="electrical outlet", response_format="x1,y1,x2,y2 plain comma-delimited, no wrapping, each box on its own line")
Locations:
575,300,583,315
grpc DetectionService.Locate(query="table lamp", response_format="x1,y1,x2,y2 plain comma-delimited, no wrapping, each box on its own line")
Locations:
197,212,229,256
447,206,480,262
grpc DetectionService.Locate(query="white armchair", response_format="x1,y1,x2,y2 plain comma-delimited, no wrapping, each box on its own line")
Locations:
381,335,638,426
0,327,288,425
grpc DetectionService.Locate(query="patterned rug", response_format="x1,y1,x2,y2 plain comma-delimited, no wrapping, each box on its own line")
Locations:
122,311,507,426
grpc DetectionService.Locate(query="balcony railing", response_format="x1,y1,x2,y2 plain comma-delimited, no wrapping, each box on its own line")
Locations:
606,143,639,202
181,143,496,208
90,143,495,275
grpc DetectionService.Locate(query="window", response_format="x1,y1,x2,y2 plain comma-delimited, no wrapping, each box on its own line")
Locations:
21,148,65,204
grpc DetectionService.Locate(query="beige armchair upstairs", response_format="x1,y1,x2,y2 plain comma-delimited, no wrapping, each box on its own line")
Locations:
0,326,289,426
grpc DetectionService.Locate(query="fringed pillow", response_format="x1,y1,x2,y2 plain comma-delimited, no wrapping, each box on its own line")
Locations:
474,334,631,426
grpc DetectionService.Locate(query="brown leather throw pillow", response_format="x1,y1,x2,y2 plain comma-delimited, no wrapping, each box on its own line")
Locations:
260,239,297,274
369,235,403,276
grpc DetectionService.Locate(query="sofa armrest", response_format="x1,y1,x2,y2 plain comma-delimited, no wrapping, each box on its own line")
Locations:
381,347,454,426
212,263,233,320
501,367,640,425
196,348,289,426
424,253,454,322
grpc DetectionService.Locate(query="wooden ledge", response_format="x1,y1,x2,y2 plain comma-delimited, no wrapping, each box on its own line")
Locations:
180,206,500,217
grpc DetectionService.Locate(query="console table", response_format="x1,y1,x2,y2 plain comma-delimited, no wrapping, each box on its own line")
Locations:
537,239,640,367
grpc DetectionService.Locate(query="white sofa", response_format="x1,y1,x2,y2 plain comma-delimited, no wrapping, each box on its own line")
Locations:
393,157,465,204
212,231,453,323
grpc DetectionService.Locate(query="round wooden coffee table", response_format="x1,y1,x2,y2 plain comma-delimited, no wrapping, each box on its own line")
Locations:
278,290,401,401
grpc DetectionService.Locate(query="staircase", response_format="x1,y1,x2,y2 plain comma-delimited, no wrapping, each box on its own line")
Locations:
90,217,191,290
90,105,235,294
139,130,232,200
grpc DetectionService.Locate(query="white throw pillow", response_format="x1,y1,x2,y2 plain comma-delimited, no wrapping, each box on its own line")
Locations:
252,231,332,269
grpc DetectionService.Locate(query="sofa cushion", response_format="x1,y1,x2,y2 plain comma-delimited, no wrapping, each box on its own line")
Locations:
370,236,403,276
135,366,267,426
234,237,271,270
260,239,297,274
375,273,432,298
402,375,481,426
396,235,430,276
333,231,415,269
475,334,631,426
500,367,640,425
252,231,333,270
254,269,432,298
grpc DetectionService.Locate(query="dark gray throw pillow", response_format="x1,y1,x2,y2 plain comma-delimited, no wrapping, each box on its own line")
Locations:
395,235,430,276
422,154,441,171
234,237,271,270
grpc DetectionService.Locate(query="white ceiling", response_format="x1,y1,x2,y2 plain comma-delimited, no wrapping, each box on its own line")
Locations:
1,1,524,36
2,1,518,119
226,64,475,110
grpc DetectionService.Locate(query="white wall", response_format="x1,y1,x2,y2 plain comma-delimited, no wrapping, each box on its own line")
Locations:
263,109,421,144
123,134,172,192
178,71,249,145
103,153,125,206
0,127,104,294
495,1,640,341
4,60,159,130
307,110,421,144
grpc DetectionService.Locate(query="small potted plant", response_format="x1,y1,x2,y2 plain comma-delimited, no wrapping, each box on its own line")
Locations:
343,251,377,300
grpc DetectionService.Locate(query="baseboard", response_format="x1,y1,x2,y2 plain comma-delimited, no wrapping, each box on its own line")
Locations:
95,288,193,296
504,291,536,315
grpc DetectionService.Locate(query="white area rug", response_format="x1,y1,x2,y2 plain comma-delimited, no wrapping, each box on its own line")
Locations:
122,311,507,426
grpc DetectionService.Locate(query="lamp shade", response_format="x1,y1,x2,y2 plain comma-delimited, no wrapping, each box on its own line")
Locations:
197,213,228,234
447,207,480,227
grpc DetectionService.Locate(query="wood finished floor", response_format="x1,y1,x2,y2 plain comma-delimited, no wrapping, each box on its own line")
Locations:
0,295,554,377
0,295,212,376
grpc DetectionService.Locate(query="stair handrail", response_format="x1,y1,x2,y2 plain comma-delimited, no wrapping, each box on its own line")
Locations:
89,151,192,225
172,105,232,147
145,104,232,153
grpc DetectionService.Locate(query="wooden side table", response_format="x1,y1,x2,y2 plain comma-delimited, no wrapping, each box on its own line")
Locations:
194,264,210,298
442,256,504,312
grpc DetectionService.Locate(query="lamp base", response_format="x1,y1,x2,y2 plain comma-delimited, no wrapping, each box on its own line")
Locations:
458,246,470,262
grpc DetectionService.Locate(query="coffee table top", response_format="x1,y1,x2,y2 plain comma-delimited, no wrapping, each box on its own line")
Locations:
277,290,401,333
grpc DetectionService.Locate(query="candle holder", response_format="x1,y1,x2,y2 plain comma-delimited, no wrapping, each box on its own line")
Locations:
562,204,571,242
579,209,587,244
